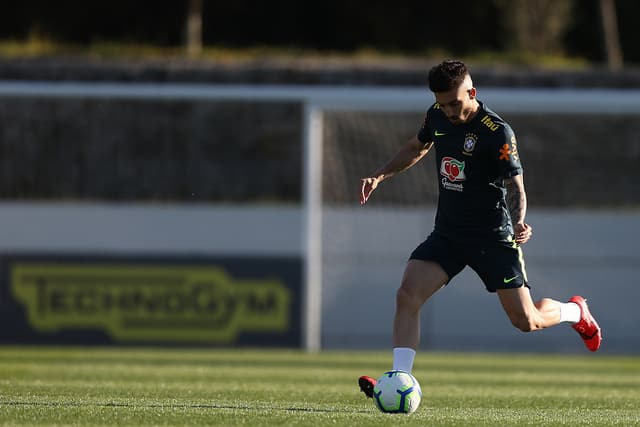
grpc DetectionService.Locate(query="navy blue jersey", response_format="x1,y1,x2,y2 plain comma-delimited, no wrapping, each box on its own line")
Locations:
417,101,522,241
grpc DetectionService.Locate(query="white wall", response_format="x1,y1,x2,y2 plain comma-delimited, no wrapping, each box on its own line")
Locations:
0,202,301,256
321,207,640,354
0,202,637,353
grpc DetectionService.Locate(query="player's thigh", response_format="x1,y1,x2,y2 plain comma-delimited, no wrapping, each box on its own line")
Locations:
399,259,449,303
410,231,466,281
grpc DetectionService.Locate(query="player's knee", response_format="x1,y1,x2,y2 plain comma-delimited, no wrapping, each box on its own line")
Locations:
395,284,421,312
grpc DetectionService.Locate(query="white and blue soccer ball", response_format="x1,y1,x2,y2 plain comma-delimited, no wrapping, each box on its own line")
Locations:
373,370,422,414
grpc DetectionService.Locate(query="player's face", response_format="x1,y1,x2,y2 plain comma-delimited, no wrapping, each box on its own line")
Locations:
435,84,478,125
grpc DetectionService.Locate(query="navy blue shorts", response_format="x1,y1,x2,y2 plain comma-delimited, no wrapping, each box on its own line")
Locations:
409,231,529,293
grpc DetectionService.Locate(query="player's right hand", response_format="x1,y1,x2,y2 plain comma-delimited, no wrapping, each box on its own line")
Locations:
360,177,380,205
513,222,532,245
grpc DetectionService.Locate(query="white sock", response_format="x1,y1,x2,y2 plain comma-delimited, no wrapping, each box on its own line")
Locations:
559,302,581,323
392,347,416,373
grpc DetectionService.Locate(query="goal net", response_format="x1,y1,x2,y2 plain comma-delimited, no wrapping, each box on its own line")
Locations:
318,109,439,349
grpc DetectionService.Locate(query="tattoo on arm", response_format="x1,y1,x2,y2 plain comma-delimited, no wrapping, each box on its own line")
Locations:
504,176,527,224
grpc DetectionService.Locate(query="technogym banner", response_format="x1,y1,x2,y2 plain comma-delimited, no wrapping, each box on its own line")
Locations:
0,255,302,346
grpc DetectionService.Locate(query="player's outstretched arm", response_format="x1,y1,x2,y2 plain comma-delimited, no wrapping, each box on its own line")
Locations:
360,136,432,205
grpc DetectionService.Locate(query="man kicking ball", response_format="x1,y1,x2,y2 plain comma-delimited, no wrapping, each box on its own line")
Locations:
358,60,602,398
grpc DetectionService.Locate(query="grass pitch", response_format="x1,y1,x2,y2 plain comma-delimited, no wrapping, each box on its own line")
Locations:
0,347,638,426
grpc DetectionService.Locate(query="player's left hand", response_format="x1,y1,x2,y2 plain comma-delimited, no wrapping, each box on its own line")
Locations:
513,222,532,245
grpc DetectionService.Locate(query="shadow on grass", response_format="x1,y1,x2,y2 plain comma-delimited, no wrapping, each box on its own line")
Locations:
0,400,372,414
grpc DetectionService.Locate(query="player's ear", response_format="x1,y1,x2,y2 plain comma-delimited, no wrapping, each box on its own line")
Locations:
468,87,477,99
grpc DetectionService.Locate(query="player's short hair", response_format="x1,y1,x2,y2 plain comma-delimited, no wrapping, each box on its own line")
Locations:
428,60,470,93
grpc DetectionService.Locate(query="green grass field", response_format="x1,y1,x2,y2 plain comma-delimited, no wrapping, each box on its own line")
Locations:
0,347,638,426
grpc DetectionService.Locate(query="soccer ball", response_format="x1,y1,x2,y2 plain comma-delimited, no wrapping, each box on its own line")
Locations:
373,370,422,414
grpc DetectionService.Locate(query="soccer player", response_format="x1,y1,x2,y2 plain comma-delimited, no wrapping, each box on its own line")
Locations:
358,60,602,398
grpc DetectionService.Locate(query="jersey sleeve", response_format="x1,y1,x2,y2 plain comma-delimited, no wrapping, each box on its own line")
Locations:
496,126,523,178
416,108,433,143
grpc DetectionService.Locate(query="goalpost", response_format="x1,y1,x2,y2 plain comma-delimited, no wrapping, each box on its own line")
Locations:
301,88,427,352
2,81,638,352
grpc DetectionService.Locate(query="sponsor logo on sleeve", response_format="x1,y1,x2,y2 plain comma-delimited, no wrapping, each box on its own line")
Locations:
510,135,519,161
499,143,511,161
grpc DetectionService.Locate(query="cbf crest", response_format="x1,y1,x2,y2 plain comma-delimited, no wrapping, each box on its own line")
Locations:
463,133,477,156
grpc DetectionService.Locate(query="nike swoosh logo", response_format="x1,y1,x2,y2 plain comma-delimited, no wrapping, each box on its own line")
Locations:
503,275,520,283
435,130,446,136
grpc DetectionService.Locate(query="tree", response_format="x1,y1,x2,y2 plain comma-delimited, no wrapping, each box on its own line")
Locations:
598,0,623,70
186,0,203,57
495,0,574,57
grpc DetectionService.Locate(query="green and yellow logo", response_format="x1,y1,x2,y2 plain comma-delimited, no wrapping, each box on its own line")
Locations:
10,263,291,343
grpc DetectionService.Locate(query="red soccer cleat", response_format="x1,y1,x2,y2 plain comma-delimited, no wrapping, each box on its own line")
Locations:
569,295,602,352
358,375,376,398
